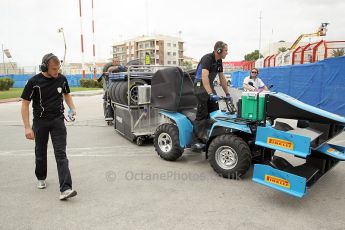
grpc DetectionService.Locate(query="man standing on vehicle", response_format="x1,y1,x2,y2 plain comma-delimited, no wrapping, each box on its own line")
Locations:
193,41,232,150
21,53,77,200
98,57,127,122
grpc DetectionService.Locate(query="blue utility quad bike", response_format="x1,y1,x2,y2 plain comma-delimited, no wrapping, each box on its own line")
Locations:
151,67,345,197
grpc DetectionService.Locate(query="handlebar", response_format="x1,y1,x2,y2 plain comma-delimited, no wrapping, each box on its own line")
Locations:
219,97,237,115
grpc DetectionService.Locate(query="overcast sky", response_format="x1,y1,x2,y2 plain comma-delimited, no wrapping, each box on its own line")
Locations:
1,0,344,67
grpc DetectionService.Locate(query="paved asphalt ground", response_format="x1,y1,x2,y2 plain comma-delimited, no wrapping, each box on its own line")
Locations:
0,88,344,230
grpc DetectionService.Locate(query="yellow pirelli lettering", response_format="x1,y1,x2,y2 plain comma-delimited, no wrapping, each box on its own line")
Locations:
265,175,291,189
267,137,294,150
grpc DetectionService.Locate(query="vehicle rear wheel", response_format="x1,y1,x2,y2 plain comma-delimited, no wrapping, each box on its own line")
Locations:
154,123,183,161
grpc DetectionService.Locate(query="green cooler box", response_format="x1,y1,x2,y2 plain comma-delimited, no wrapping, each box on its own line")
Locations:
241,92,267,121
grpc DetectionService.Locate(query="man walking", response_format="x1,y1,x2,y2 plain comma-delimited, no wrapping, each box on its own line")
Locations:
21,53,77,200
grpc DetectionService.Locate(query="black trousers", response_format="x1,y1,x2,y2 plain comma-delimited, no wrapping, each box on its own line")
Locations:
32,117,72,192
194,90,219,143
103,91,114,118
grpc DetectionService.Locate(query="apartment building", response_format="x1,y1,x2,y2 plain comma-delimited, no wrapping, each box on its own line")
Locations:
112,34,184,66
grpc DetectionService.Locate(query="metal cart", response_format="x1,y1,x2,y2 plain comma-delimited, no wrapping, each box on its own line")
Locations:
107,65,163,145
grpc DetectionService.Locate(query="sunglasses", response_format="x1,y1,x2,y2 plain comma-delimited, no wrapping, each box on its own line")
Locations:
251,71,258,74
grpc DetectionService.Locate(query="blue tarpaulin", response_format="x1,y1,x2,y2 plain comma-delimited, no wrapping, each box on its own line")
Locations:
231,56,345,116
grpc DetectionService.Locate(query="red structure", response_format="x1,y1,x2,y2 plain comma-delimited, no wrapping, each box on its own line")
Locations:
300,43,312,64
292,46,302,65
223,61,255,71
242,61,255,70
264,55,275,67
312,40,325,62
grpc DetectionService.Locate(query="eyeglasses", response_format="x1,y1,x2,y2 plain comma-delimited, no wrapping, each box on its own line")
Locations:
251,71,258,74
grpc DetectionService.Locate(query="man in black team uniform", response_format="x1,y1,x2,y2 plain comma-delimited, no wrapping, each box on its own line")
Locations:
193,41,232,150
21,53,77,200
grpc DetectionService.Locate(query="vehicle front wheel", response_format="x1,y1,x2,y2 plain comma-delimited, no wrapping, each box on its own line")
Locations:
208,134,251,179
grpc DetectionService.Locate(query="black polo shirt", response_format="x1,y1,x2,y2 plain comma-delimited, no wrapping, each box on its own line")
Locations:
194,52,223,85
21,73,70,120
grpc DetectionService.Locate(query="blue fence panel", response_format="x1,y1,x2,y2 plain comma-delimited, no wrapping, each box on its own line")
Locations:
289,63,323,105
1,73,101,88
231,70,249,89
0,74,33,88
319,56,345,116
259,66,291,94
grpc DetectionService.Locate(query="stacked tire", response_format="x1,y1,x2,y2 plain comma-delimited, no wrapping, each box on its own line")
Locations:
108,79,146,105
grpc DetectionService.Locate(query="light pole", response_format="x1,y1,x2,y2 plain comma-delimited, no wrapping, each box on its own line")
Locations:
58,28,67,72
1,44,5,75
258,11,262,60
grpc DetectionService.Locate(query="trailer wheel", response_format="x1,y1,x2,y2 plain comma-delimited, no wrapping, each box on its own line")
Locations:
154,124,183,161
208,134,251,179
136,136,145,146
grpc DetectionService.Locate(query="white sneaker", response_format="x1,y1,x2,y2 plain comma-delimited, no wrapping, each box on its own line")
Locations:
37,180,46,189
59,189,77,200
105,117,114,121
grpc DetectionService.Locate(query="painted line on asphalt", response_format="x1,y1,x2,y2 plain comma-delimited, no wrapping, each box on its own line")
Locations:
0,146,152,155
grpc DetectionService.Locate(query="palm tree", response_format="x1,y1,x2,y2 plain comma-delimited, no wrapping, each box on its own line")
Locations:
331,48,345,57
278,47,288,53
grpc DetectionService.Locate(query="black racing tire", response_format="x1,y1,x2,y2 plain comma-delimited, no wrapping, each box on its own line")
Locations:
117,79,147,105
208,134,251,179
108,82,116,102
111,81,121,103
128,79,146,104
117,81,128,105
154,123,183,161
113,81,122,103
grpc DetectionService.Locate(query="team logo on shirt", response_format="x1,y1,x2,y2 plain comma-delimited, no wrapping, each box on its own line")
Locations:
57,87,62,93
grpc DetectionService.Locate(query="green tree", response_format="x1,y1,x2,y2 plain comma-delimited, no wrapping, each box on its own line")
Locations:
244,50,263,61
332,48,345,57
181,60,193,70
278,47,288,53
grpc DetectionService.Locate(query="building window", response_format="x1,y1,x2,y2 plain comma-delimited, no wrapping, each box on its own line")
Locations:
173,44,176,47
168,61,171,64
139,44,143,49
173,52,176,56
167,52,171,56
173,61,176,65
167,43,171,47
